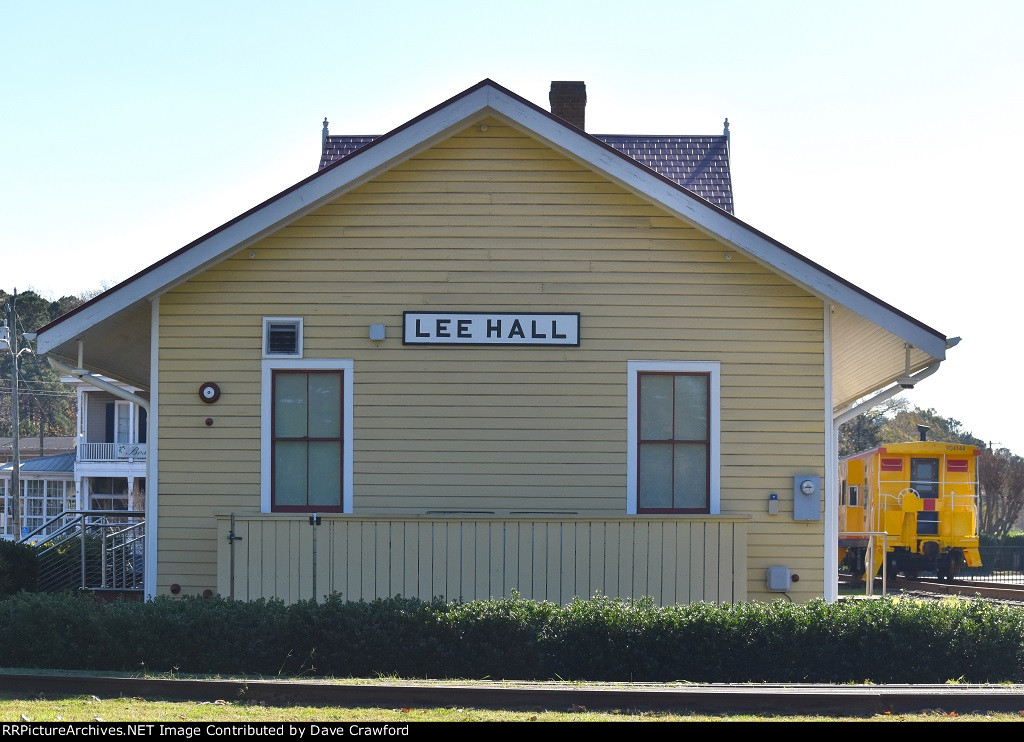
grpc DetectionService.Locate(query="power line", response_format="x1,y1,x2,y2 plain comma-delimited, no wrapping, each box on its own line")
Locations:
0,383,76,393
0,382,77,393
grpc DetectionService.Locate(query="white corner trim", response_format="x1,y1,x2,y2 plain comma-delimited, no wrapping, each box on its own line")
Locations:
144,297,159,600
260,358,354,513
823,303,839,604
626,360,721,515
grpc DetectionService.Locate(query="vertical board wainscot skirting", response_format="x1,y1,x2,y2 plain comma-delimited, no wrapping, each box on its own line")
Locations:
216,515,749,605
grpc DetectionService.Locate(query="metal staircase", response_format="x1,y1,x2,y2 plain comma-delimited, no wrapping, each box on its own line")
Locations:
20,510,145,597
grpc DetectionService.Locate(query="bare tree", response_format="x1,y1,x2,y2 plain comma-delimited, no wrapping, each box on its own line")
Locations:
978,449,1024,540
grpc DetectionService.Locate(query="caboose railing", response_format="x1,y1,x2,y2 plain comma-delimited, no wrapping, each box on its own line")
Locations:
839,530,890,597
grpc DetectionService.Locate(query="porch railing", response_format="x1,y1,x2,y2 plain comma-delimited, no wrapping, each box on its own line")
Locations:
78,443,147,462
21,510,145,593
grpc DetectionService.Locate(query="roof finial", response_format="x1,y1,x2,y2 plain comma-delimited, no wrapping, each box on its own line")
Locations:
322,117,329,149
723,118,730,140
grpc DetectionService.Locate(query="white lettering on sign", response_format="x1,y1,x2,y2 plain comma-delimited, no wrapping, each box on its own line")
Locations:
403,313,580,346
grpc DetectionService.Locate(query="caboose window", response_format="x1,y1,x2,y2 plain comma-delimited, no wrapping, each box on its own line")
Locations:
849,485,859,507
910,458,939,498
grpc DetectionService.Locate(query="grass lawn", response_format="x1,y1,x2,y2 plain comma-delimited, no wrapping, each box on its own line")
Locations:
1,692,1022,723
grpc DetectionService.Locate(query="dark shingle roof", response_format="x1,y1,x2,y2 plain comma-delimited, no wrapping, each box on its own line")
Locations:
320,131,733,214
320,135,378,168
594,135,732,214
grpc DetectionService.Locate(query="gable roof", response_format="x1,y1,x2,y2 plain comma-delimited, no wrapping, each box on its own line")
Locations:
36,78,951,411
321,132,734,213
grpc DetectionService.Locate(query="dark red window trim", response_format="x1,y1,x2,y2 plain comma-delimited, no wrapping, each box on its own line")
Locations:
880,458,903,471
636,371,711,514
271,369,346,513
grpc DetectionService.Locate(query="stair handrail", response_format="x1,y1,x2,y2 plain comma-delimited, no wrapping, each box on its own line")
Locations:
18,509,145,546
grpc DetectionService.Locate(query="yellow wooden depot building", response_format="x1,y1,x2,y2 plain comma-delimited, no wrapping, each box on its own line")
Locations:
36,80,957,605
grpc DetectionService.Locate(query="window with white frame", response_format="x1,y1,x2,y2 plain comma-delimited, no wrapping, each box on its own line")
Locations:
261,358,353,513
24,480,46,535
262,317,303,358
17,479,75,537
627,361,720,514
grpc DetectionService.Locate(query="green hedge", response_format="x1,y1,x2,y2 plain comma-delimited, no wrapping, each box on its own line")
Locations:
1,591,1022,683
0,540,39,597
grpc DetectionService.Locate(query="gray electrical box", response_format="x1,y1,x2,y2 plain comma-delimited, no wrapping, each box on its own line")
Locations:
766,566,791,592
793,474,821,521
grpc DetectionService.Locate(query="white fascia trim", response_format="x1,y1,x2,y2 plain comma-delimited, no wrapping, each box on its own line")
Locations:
626,360,721,515
483,88,947,361
823,303,839,604
260,358,354,514
144,297,159,600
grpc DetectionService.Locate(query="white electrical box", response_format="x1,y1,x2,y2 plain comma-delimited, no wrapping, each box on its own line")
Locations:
766,566,791,592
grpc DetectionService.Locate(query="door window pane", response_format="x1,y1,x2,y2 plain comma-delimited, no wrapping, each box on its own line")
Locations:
116,403,131,443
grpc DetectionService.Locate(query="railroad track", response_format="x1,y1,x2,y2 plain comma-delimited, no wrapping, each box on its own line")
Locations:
842,574,1024,605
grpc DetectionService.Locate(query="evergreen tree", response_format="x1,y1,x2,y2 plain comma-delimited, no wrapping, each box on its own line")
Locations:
0,289,83,439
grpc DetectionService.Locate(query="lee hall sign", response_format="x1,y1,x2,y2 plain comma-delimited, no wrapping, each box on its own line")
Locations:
403,312,580,346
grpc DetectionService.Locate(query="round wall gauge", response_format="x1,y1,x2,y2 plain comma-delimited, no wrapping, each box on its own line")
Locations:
199,382,221,404
800,479,816,495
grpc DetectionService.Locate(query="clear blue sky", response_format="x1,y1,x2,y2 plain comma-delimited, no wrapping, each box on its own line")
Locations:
2,1,1022,452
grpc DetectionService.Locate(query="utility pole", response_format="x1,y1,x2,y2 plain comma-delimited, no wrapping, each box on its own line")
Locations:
2,289,32,539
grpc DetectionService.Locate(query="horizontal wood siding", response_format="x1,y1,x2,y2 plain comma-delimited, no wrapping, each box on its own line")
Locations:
216,514,748,605
159,118,824,603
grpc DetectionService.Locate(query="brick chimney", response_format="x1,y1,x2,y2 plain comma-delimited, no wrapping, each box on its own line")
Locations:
549,81,587,130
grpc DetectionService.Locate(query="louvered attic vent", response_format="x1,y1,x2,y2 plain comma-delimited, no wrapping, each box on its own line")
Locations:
263,318,303,357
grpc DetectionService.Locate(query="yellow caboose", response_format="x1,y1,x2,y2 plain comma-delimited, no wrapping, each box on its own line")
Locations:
839,440,981,581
